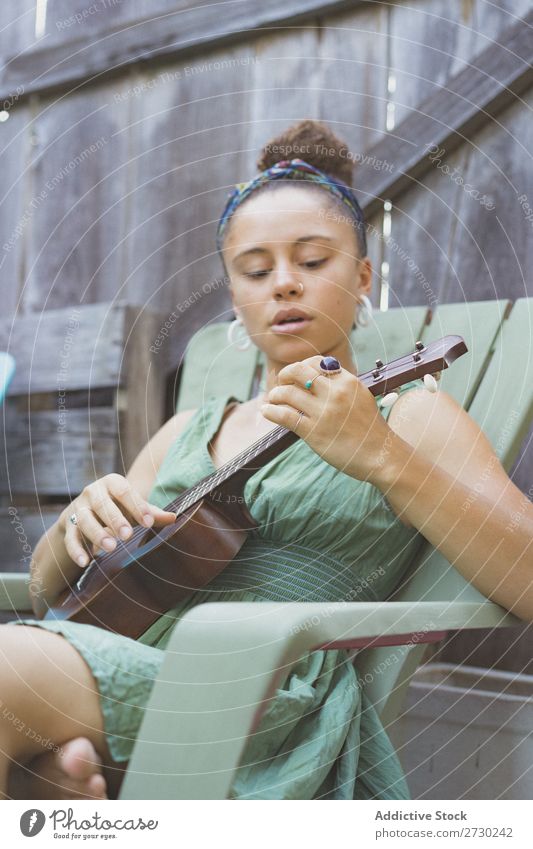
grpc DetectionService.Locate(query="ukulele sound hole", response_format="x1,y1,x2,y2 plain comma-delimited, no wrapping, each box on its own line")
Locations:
138,527,156,546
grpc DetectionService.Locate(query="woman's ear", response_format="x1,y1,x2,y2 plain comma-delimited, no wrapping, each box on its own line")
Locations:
228,284,240,320
359,256,373,296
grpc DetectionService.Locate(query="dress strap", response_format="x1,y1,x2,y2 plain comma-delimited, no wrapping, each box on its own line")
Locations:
378,378,422,421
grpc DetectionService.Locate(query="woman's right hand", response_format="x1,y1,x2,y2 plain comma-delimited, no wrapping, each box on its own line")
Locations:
58,473,177,568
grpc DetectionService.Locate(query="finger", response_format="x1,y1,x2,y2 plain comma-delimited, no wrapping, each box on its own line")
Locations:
92,526,118,556
260,402,308,435
71,505,119,554
85,486,138,540
102,476,159,529
64,519,101,568
146,504,177,526
277,358,322,387
267,383,316,413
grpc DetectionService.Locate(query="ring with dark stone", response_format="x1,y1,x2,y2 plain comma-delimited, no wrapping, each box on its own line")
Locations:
319,356,342,374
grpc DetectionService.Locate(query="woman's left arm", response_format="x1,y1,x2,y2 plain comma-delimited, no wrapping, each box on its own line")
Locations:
372,388,533,623
261,358,533,622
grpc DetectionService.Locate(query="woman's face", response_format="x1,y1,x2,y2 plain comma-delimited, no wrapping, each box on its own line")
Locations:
222,185,372,369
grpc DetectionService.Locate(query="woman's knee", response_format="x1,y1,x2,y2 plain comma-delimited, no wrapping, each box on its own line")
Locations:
0,624,107,761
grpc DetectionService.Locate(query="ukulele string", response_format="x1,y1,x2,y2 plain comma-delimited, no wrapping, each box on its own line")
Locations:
91,423,291,568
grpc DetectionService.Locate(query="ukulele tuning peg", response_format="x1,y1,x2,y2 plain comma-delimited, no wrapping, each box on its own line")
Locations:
423,373,438,393
380,391,399,408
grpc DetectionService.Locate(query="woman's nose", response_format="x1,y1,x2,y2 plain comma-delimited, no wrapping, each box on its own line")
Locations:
272,265,302,297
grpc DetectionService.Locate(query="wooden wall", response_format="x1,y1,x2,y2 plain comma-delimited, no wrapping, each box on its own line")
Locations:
0,0,532,664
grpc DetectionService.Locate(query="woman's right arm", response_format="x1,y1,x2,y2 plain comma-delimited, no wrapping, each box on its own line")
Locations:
29,407,197,619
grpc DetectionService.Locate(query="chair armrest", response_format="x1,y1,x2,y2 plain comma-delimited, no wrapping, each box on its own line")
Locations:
120,598,519,800
0,572,32,612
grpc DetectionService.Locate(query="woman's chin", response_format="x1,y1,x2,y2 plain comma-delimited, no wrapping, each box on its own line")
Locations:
267,337,319,361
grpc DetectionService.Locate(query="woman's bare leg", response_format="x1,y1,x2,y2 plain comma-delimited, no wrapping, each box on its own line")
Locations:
0,625,126,799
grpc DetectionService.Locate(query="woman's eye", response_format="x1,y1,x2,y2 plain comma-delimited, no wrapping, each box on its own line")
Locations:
244,259,326,277
303,258,326,268
245,269,270,279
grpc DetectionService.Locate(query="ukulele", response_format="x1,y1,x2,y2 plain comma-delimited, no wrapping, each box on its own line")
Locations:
45,335,467,638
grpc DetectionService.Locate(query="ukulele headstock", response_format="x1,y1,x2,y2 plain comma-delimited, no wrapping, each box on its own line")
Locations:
360,334,468,397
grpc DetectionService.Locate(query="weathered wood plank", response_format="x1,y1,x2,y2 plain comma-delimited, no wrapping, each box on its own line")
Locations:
0,302,126,394
381,142,470,310
44,1,183,38
354,9,533,219
382,84,533,312
0,507,60,572
0,0,36,58
316,4,389,156
389,0,533,126
0,407,117,496
21,80,132,311
0,104,32,321
0,0,367,103
0,5,530,244
440,89,533,305
124,44,254,317
244,27,321,174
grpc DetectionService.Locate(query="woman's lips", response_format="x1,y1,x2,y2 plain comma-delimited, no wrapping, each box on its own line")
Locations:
271,318,313,334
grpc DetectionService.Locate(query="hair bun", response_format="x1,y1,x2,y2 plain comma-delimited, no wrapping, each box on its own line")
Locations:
256,119,354,186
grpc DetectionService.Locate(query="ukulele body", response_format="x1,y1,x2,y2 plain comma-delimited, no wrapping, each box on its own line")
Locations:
46,496,258,639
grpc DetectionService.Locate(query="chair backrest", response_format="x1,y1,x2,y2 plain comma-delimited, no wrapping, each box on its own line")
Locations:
175,299,533,723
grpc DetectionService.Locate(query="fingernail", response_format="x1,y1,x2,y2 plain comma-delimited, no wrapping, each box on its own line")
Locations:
77,555,88,567
143,514,154,527
119,525,131,540
102,537,116,551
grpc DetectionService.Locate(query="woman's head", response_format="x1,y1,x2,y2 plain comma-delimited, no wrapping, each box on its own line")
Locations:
219,120,373,372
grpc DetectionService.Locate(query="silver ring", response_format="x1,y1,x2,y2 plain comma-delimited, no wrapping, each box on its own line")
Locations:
69,512,78,526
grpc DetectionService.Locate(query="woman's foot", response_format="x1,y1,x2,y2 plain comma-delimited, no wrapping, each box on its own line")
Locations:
8,737,107,799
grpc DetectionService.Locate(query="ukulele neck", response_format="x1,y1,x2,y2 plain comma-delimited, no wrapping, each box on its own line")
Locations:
169,426,298,517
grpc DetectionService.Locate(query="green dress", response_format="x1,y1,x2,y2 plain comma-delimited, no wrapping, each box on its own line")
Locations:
11,380,425,800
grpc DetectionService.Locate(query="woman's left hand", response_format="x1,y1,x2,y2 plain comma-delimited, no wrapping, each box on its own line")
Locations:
260,356,399,484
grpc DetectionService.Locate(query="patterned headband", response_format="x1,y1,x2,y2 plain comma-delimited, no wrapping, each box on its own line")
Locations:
216,157,368,257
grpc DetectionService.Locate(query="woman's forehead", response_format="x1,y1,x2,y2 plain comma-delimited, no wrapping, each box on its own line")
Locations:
224,186,351,250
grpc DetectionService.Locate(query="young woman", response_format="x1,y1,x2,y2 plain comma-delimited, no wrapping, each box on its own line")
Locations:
2,120,532,801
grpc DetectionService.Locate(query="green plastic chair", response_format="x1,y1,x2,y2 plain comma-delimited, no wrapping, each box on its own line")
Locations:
1,298,530,799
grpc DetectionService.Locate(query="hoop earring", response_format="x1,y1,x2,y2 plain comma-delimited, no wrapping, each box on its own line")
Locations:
227,315,251,351
355,293,374,327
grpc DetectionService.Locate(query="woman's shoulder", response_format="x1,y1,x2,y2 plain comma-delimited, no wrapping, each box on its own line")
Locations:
385,384,503,486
